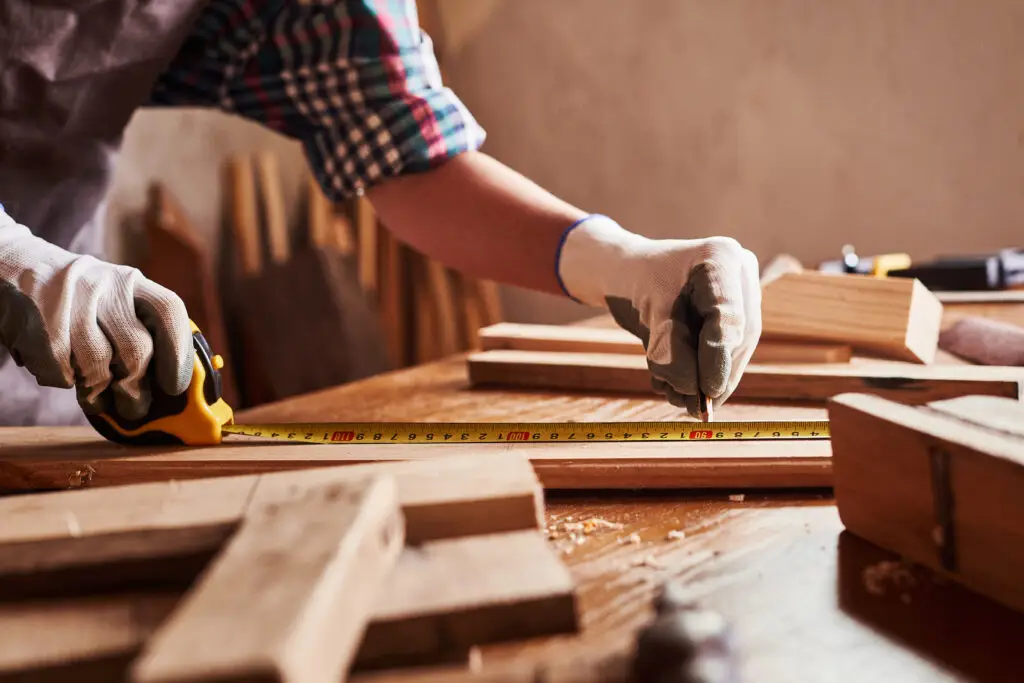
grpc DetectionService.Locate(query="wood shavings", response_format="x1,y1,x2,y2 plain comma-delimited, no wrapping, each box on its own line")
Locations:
666,529,686,541
547,516,624,553
862,560,916,597
67,464,96,488
728,494,745,502
619,532,641,545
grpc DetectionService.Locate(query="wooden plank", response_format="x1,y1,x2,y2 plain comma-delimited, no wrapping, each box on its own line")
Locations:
0,425,833,492
0,448,544,542
254,151,290,265
828,393,1024,615
355,530,578,670
355,197,379,296
479,322,852,364
131,477,404,683
761,272,943,363
0,593,179,682
466,349,1024,404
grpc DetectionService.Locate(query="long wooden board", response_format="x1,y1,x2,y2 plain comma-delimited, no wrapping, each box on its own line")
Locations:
480,322,852,364
131,477,404,683
0,450,544,544
761,272,943,363
828,393,1024,615
467,349,1024,404
0,426,834,491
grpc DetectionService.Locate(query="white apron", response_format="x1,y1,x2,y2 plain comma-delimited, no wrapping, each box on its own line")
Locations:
0,0,209,425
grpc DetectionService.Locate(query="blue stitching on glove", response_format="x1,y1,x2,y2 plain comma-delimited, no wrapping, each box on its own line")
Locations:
555,213,610,303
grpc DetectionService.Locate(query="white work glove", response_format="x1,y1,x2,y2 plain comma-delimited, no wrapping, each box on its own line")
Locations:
557,215,761,416
0,207,193,420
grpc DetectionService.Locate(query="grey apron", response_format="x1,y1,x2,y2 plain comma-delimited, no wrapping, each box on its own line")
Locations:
0,0,208,425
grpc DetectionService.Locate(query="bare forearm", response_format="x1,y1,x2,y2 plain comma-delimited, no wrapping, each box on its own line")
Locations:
365,151,589,295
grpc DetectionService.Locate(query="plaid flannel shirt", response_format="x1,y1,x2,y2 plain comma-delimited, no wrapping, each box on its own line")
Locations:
148,0,486,199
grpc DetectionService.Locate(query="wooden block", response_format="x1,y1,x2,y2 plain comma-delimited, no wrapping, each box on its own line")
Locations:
479,322,851,364
828,393,1024,614
467,349,1024,404
354,530,578,670
761,272,943,363
131,477,404,683
0,448,544,542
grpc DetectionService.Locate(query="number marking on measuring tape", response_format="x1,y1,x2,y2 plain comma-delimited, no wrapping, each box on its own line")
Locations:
222,420,830,444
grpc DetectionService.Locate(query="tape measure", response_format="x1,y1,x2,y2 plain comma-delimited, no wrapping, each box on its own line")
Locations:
87,322,829,447
221,420,830,444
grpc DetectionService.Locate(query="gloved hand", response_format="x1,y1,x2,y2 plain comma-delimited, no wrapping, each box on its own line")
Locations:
556,214,761,416
0,207,193,420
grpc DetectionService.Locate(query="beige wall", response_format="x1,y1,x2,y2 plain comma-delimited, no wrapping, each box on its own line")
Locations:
109,0,1024,325
436,0,1024,322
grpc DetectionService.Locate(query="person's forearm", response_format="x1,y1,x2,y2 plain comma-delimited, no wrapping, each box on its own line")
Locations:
365,151,590,295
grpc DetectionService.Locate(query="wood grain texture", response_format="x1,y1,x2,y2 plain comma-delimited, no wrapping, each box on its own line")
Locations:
0,453,544,545
467,349,1024,404
131,477,404,683
254,151,290,265
828,393,1024,615
761,272,943,363
479,322,852,364
7,347,1024,682
355,530,578,670
0,425,832,492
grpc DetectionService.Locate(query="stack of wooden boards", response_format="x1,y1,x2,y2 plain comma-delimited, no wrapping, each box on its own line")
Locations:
0,451,578,682
467,271,1024,405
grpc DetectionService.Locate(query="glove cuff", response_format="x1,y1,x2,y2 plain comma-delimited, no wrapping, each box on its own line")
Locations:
555,214,649,307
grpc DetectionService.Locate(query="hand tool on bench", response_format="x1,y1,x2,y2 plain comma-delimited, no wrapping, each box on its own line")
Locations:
86,322,830,447
888,248,1024,291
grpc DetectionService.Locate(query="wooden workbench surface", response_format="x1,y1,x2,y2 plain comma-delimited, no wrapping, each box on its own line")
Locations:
234,356,1024,682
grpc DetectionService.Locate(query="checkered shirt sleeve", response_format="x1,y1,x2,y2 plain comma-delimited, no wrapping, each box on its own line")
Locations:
148,0,487,199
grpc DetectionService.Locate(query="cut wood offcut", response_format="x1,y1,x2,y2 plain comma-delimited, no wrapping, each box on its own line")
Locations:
761,272,943,363
0,454,578,680
467,349,1024,405
828,393,1024,615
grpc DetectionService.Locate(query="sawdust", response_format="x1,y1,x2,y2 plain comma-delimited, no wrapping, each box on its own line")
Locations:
728,494,745,502
67,464,96,488
666,529,686,541
619,532,642,545
547,516,625,554
632,554,663,569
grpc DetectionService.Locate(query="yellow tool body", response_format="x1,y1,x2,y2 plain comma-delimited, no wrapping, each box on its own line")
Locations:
88,320,234,446
88,322,828,446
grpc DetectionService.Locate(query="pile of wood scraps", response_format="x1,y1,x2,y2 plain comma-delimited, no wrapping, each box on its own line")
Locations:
467,270,1024,407
0,451,579,681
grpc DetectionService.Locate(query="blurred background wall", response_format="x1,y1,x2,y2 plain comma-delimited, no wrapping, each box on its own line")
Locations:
107,0,1024,324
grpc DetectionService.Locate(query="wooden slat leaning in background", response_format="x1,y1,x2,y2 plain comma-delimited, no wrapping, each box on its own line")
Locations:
466,349,1024,404
828,393,1024,615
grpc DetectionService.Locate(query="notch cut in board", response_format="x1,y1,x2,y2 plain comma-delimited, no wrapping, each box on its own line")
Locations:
0,425,834,492
479,322,852,364
827,393,1024,615
0,455,578,678
466,350,1024,404
760,272,943,363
